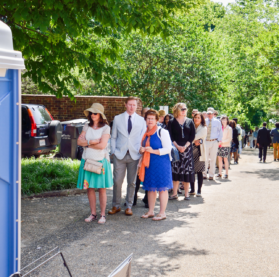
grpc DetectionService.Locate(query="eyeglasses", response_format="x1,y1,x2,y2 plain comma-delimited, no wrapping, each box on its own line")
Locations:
181,108,187,111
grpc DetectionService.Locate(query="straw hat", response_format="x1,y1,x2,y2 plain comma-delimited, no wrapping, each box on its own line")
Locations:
192,109,199,114
158,110,166,117
84,103,107,119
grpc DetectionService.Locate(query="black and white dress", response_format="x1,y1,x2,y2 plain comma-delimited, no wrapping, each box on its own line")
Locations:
168,118,195,183
217,147,230,158
193,144,205,173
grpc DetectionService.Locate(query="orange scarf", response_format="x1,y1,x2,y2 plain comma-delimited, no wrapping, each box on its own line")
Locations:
138,125,158,182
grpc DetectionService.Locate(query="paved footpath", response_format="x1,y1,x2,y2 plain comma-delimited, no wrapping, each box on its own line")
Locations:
21,148,279,277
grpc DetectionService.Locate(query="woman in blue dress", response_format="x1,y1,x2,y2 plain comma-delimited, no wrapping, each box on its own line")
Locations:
138,109,173,221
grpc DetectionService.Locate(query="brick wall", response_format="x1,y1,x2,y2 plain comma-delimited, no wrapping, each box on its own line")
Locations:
21,95,143,123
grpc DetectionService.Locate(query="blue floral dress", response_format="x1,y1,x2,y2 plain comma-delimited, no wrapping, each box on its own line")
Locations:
142,132,173,192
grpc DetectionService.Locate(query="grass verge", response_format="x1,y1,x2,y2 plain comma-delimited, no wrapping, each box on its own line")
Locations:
22,158,81,196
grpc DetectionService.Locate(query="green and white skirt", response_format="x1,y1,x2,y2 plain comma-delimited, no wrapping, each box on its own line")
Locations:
77,158,113,189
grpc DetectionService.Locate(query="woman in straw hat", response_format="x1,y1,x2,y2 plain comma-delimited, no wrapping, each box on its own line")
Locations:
139,109,173,221
77,103,113,224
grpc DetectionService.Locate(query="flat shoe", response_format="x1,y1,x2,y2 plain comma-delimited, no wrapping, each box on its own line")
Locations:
85,214,97,222
141,212,154,219
152,214,166,221
98,215,106,224
184,196,190,200
189,192,196,195
169,195,178,200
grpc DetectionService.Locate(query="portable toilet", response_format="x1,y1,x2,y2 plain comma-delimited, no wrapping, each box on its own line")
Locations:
0,21,25,276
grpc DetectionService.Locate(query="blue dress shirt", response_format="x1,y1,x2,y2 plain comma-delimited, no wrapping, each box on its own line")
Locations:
205,118,223,142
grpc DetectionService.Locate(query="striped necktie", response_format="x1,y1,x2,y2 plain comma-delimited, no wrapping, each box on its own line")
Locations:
206,120,212,140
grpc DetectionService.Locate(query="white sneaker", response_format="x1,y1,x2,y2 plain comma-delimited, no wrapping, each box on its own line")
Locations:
196,192,202,197
98,215,106,224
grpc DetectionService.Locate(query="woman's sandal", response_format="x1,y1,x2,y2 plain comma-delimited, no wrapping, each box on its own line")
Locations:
152,214,167,221
98,215,106,224
141,212,155,219
169,195,178,200
216,173,222,178
85,214,97,223
223,174,228,179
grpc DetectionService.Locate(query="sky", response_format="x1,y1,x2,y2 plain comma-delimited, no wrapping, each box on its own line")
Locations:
211,0,236,6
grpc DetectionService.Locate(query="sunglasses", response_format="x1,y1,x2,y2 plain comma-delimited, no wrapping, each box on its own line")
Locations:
181,108,187,111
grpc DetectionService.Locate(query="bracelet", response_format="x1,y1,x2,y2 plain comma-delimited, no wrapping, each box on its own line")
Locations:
87,140,90,146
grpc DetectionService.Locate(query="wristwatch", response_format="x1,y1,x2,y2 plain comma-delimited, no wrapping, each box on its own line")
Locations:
199,139,203,144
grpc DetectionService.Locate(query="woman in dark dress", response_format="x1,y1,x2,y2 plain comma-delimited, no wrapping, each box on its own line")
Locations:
189,112,207,197
168,103,195,200
229,120,239,164
163,114,174,130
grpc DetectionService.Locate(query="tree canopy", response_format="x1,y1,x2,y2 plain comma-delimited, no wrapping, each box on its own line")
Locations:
0,0,203,99
2,0,279,127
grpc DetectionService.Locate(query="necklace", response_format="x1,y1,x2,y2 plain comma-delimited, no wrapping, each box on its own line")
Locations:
93,125,98,129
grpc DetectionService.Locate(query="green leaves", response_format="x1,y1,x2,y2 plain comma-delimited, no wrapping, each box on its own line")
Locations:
1,0,204,98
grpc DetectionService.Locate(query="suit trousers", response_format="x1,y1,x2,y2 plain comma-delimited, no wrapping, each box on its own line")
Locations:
203,140,218,177
112,153,139,209
259,145,267,161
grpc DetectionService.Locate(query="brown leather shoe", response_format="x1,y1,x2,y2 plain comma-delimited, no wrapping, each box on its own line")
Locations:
208,177,214,180
125,208,133,216
108,207,121,215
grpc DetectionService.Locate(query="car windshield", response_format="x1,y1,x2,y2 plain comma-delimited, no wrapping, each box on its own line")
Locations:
30,106,52,124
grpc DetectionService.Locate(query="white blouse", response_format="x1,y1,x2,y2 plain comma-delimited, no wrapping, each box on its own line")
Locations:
82,124,110,161
156,128,172,161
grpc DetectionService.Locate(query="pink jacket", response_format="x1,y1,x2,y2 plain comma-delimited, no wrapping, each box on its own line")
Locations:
220,125,232,147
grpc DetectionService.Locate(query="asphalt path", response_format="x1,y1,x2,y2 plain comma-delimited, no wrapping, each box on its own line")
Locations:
21,148,279,276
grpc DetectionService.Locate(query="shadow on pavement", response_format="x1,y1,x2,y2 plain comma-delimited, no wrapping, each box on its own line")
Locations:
241,168,279,182
21,188,209,276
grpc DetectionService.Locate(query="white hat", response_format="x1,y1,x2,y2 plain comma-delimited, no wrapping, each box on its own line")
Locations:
207,107,214,114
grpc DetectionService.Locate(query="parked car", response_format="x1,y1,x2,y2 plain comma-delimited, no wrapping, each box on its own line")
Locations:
22,104,62,157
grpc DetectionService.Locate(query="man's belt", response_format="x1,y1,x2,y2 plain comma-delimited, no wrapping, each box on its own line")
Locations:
206,139,217,141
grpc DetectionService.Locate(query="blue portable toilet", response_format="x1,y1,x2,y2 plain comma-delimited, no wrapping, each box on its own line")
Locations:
0,21,25,276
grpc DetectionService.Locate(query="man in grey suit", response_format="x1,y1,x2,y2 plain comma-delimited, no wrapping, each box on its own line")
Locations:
108,96,146,216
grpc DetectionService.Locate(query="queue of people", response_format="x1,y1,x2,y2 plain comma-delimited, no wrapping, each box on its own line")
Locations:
76,97,276,224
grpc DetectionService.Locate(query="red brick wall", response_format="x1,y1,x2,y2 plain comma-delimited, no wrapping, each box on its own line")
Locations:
21,95,143,123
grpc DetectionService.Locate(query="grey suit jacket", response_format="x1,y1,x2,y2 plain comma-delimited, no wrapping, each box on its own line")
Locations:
111,112,146,160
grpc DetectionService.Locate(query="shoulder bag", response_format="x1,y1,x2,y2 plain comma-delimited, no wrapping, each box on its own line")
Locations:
84,159,103,174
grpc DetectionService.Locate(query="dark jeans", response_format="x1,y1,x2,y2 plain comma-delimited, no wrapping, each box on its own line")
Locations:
134,176,148,205
190,172,203,193
259,145,267,161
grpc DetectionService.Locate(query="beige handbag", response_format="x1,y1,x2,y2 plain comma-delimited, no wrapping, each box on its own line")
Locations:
84,159,103,174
